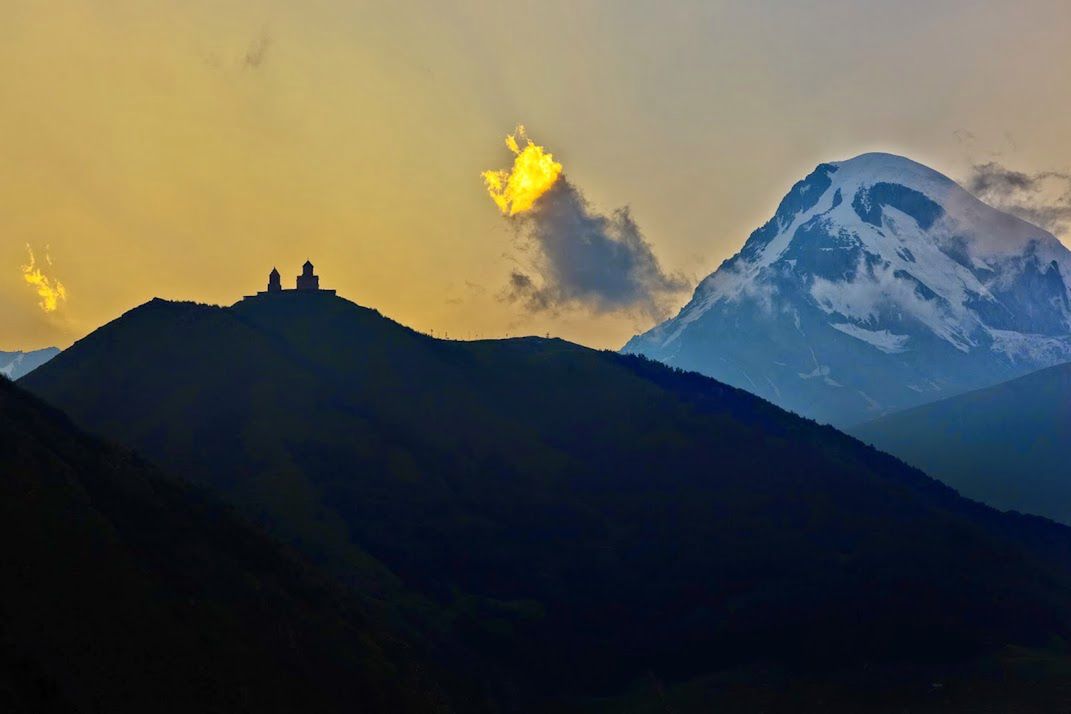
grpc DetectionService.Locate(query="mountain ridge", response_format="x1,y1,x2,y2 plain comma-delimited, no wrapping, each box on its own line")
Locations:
19,292,1071,710
851,359,1071,525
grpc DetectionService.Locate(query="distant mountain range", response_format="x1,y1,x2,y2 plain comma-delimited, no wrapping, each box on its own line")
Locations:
624,153,1071,426
19,292,1071,711
0,376,449,714
0,347,59,380
852,360,1071,525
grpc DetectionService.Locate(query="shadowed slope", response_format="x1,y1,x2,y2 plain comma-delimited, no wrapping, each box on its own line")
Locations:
0,376,455,714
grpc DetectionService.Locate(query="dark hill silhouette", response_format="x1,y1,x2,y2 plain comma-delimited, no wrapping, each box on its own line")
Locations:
0,376,457,714
19,293,1071,710
852,361,1071,525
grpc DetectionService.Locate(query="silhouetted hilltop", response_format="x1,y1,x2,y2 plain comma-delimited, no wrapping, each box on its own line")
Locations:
21,293,1071,711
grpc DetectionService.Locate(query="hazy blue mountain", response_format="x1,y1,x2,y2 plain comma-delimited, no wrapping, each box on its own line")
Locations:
852,361,1071,525
0,347,59,380
624,153,1071,426
19,292,1071,711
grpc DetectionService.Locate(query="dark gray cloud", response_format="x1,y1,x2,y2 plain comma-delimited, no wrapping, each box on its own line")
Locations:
502,178,689,320
966,162,1071,236
464,280,487,296
952,128,976,146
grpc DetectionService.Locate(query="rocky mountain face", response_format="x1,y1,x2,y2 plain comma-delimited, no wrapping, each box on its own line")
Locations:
624,153,1071,426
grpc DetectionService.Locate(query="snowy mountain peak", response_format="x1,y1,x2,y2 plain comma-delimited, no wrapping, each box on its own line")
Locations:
834,151,955,184
0,348,60,381
624,154,1071,426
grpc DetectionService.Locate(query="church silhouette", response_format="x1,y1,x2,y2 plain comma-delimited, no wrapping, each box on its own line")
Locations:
248,260,336,299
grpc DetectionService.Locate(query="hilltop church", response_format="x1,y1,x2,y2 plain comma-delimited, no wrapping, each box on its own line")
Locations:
248,260,336,298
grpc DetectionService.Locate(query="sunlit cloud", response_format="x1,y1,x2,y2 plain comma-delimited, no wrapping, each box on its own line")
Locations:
482,126,687,320
20,245,67,313
482,125,563,216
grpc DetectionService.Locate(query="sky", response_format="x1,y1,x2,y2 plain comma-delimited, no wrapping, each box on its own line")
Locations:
4,0,1071,351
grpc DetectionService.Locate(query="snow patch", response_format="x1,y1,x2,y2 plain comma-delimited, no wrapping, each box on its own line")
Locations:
831,323,910,354
988,329,1071,364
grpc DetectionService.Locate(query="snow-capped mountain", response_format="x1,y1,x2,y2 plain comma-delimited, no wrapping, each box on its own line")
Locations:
623,153,1071,426
0,347,60,381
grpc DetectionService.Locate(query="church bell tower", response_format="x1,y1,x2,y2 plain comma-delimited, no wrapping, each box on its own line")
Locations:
296,260,320,291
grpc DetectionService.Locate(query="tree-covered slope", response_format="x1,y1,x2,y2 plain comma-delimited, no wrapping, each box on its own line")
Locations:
20,293,1071,710
852,361,1071,524
0,376,454,714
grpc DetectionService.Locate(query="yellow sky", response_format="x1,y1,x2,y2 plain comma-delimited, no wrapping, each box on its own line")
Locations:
4,0,1071,350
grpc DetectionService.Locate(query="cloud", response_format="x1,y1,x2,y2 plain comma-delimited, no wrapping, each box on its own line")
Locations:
966,162,1071,237
20,245,67,314
482,126,688,320
464,280,486,296
952,128,975,146
243,32,272,69
501,178,689,320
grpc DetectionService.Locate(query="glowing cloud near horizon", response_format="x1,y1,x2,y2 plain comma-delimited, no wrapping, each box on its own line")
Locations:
482,125,563,216
479,126,687,319
20,245,67,313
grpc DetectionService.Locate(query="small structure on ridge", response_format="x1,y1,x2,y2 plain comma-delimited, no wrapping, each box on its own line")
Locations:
296,260,320,291
267,267,282,292
248,260,336,299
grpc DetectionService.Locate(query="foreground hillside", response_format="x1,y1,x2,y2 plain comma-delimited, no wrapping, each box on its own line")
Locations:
853,361,1071,525
625,153,1071,426
20,293,1071,710
0,377,454,714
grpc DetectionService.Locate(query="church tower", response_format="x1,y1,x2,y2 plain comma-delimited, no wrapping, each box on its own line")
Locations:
267,267,282,292
296,260,320,291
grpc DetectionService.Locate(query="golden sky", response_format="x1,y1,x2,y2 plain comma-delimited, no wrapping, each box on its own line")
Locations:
4,0,1071,350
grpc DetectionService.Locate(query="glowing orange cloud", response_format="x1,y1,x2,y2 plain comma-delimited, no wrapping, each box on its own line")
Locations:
482,125,563,216
20,245,67,313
